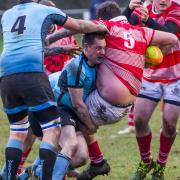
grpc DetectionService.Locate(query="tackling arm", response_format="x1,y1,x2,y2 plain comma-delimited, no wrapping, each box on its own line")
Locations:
151,30,178,54
69,88,97,133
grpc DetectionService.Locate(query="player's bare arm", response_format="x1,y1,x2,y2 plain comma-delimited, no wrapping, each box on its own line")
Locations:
69,88,97,133
44,45,81,57
46,28,76,46
64,17,108,34
151,30,178,54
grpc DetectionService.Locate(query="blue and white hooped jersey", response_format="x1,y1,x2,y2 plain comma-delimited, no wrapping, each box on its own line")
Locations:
57,53,97,109
0,1,67,76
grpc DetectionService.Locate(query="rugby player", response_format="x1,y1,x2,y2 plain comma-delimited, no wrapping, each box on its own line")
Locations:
78,1,178,179
123,0,180,179
0,0,107,179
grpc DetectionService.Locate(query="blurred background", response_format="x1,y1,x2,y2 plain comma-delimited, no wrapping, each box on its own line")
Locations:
0,0,128,21
0,0,129,34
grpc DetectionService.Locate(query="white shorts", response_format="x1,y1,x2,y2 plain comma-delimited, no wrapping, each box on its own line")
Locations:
139,79,180,106
86,90,132,126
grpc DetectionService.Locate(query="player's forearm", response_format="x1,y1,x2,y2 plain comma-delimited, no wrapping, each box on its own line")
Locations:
46,28,76,45
77,20,104,33
160,44,176,55
122,7,133,20
44,46,65,57
145,18,179,34
73,102,93,127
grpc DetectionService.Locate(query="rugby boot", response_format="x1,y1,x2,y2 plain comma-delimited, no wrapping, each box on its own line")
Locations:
18,165,40,180
77,159,110,180
130,160,154,180
66,167,80,178
151,163,165,180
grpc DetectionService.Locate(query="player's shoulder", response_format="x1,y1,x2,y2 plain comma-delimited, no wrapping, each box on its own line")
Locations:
65,56,80,69
66,54,86,71
2,6,15,19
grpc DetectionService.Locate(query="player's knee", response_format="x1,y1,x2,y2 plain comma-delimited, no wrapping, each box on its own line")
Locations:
134,114,147,128
77,153,88,166
163,118,176,137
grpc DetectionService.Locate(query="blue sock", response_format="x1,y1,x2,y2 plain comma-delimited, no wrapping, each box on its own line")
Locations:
18,156,40,180
35,164,41,177
6,139,23,179
0,163,6,178
18,171,29,180
52,153,71,180
39,141,57,180
32,156,40,168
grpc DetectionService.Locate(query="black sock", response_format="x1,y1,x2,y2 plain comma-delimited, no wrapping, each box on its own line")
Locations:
39,148,57,180
6,147,22,179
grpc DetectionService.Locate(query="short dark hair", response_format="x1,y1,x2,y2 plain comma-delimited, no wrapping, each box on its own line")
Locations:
96,1,121,20
82,32,105,46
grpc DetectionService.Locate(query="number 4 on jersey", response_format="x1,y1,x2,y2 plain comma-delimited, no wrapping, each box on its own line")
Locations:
11,16,26,35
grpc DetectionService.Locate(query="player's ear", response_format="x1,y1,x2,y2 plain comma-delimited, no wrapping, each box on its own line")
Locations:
83,43,89,52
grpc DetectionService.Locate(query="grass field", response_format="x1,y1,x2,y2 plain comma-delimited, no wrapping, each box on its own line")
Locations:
0,36,180,180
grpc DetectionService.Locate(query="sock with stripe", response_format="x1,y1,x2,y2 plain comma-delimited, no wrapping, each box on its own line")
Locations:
52,153,71,180
136,132,152,164
6,139,23,179
157,132,176,166
39,141,57,180
88,141,104,165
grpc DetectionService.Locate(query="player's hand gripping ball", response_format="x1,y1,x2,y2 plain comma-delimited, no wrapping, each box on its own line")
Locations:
145,45,163,65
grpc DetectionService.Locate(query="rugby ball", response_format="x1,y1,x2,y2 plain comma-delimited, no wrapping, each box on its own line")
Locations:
145,45,163,66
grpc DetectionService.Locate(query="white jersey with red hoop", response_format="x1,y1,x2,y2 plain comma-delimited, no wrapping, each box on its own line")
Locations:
94,17,155,96
143,2,180,83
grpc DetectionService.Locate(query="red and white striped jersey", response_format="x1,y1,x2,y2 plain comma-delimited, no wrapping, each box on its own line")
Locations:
44,25,77,74
143,2,180,82
94,17,155,95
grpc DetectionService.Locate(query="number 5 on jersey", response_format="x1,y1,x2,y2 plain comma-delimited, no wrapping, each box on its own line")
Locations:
11,16,26,35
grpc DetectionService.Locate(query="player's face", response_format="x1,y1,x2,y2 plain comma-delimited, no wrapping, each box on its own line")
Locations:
86,38,106,66
153,0,171,13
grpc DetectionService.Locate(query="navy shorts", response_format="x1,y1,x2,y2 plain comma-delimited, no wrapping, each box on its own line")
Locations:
0,72,59,123
29,106,85,137
59,106,86,131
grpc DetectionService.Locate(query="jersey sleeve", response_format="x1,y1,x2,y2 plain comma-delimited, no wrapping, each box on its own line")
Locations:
142,27,155,45
49,71,61,90
131,8,143,26
66,59,85,88
45,6,68,26
165,4,180,28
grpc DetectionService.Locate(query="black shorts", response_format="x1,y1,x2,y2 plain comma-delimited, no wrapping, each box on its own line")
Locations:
29,106,85,137
28,112,43,138
1,72,59,123
59,106,86,131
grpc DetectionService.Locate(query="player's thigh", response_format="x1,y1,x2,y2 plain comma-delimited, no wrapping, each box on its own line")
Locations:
60,125,77,148
59,107,79,146
163,104,180,123
134,80,161,120
163,80,180,121
134,97,158,122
